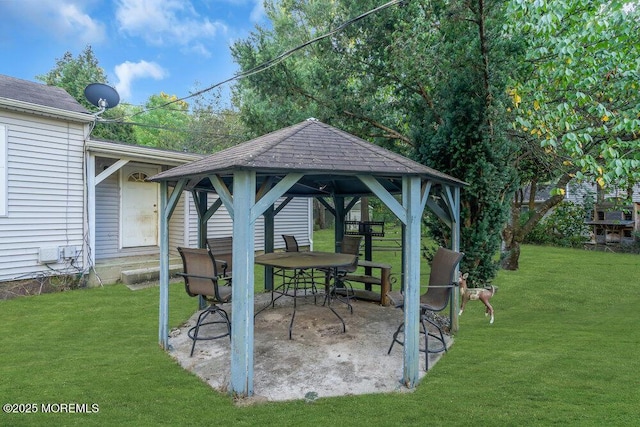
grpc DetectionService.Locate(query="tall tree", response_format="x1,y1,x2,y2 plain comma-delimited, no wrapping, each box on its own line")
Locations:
414,0,518,281
232,0,640,274
37,46,137,143
186,89,247,154
127,93,191,151
500,0,640,269
125,90,247,154
232,0,517,283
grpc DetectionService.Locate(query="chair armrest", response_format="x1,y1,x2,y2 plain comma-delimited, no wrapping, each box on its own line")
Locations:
177,272,231,301
177,272,219,282
215,260,229,277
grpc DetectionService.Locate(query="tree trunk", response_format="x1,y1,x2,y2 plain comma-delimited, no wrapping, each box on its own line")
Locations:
501,222,521,270
313,199,326,229
501,172,575,270
360,197,369,222
501,202,521,270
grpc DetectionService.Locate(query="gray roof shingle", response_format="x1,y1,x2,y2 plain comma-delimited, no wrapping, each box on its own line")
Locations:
150,119,464,186
0,74,89,114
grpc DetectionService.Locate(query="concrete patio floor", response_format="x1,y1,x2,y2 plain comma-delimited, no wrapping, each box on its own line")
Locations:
167,291,452,403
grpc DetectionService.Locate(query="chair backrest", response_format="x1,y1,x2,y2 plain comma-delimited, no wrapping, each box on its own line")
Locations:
341,255,360,274
206,236,233,275
420,247,464,311
282,235,299,252
338,235,361,274
340,235,362,255
178,247,228,302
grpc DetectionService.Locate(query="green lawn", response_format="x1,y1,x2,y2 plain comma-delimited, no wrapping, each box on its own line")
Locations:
1,235,639,426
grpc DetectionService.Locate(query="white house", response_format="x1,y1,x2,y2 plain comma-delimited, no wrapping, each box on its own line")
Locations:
0,74,312,285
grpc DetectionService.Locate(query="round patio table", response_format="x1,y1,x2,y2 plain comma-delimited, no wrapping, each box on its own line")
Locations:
255,251,357,339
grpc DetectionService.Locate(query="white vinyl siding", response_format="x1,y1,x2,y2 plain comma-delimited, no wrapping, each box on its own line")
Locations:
168,190,185,257
0,105,314,283
95,172,120,258
0,125,6,216
273,198,312,248
0,110,87,282
564,182,640,204
185,193,311,251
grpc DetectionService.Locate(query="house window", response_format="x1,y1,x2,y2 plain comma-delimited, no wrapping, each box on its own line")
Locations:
128,172,148,182
0,125,6,216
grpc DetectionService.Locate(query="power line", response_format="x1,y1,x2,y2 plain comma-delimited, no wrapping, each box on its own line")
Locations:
126,0,407,120
96,118,245,139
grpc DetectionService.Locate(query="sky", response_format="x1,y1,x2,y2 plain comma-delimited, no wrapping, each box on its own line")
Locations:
0,0,267,108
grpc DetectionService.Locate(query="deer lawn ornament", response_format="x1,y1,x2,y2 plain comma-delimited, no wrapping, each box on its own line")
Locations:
458,273,497,324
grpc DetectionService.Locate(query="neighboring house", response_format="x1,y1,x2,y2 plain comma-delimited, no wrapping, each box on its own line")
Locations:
0,74,312,285
518,181,640,244
518,181,640,209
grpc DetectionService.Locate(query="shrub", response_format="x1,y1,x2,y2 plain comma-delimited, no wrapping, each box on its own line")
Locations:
524,201,591,248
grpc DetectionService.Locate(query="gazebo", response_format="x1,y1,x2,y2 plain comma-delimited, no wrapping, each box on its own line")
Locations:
148,118,465,397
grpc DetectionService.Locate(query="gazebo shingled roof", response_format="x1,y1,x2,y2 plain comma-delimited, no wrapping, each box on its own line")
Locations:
149,119,465,195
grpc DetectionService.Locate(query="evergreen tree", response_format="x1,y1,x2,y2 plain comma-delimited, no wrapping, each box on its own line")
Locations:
413,1,517,282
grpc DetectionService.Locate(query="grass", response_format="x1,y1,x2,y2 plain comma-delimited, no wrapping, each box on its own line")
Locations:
1,232,639,426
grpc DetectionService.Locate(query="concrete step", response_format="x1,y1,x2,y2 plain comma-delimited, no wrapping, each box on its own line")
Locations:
120,264,183,286
88,255,182,286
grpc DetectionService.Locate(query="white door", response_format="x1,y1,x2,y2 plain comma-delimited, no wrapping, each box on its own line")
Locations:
121,166,159,247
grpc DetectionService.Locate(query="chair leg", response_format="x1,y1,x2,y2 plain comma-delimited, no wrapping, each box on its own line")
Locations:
188,305,231,357
388,319,436,371
387,321,404,355
326,276,355,313
420,316,429,371
422,315,448,354
294,268,318,304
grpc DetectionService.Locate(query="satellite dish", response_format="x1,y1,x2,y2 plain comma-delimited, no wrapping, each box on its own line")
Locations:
84,83,120,115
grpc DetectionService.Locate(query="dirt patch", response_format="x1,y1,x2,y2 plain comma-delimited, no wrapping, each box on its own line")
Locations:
0,276,83,300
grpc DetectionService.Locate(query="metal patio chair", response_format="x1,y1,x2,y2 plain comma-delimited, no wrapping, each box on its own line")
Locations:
387,247,464,370
177,247,232,357
326,235,362,312
279,234,318,301
206,236,233,285
282,234,301,252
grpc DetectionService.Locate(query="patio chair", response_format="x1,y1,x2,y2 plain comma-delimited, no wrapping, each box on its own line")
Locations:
206,236,233,285
387,247,464,370
340,235,362,256
177,247,232,357
326,235,362,311
279,234,318,301
282,234,301,252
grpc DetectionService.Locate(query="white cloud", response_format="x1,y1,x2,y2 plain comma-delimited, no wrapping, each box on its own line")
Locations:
114,60,167,100
2,0,105,45
249,0,266,23
58,3,106,44
184,42,213,58
115,0,227,55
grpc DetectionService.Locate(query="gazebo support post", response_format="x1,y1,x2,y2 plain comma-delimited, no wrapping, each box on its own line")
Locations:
195,190,208,310
158,179,186,350
401,176,423,387
229,170,256,397
334,196,345,252
158,181,170,350
263,205,275,291
449,185,461,331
